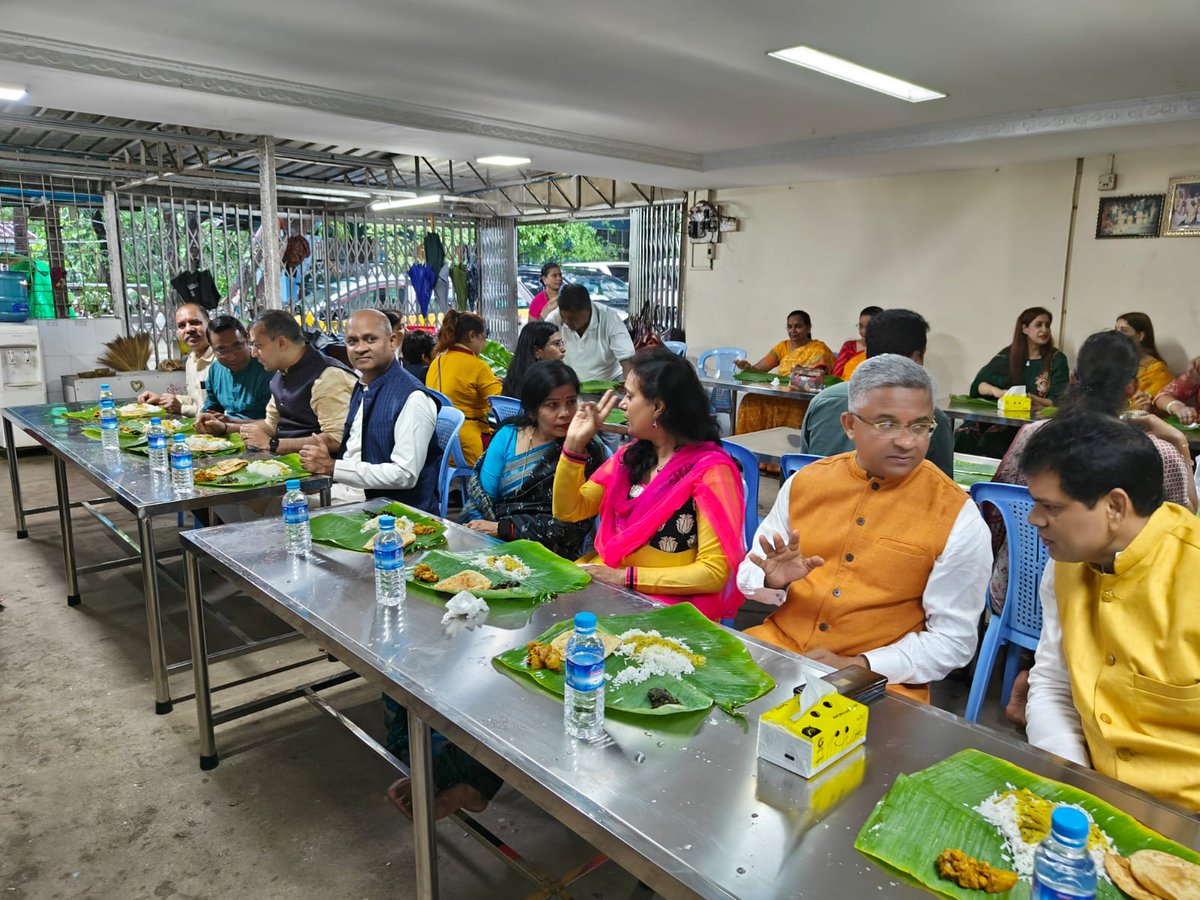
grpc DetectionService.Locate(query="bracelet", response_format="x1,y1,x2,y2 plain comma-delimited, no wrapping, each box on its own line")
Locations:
1168,400,1183,413
561,447,588,464
625,567,635,590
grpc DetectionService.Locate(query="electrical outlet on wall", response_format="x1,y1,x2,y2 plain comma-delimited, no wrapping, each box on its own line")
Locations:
1098,173,1118,191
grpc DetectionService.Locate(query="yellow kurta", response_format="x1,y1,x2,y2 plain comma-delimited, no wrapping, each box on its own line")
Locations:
1135,357,1173,398
735,339,834,435
426,345,502,465
552,456,729,595
1055,502,1200,811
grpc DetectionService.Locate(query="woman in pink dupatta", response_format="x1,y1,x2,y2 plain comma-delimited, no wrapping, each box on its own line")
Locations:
553,349,747,621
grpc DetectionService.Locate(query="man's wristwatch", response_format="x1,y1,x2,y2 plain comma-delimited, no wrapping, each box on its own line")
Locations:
269,436,280,454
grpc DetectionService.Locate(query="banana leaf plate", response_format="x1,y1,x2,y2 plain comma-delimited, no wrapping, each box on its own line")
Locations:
605,408,628,426
82,418,197,450
579,380,621,395
407,538,590,603
310,502,447,553
119,417,194,436
193,452,308,489
952,459,998,488
947,395,1000,410
125,432,245,458
494,602,775,716
1164,414,1200,431
854,748,1200,899
64,403,165,420
733,370,781,384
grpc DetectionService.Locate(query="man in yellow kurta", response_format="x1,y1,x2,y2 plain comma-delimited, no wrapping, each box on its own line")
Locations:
1024,412,1200,812
738,354,992,701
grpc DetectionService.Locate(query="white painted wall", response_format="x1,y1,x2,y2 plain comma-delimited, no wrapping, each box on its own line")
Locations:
684,146,1200,396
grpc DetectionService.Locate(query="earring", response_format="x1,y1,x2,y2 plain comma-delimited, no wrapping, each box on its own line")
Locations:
652,417,660,429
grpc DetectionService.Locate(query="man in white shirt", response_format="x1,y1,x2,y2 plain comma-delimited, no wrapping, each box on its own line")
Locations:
300,310,440,510
547,283,635,383
138,302,214,416
737,355,991,702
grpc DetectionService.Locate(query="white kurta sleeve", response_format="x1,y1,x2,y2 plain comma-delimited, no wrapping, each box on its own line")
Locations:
735,473,796,606
333,392,438,491
861,501,992,685
1025,566,1091,767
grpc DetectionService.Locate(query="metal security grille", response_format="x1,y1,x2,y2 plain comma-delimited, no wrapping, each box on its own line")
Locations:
114,188,478,365
628,201,684,336
478,218,519,349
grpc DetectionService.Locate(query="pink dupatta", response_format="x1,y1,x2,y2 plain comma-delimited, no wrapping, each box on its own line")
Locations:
590,441,746,620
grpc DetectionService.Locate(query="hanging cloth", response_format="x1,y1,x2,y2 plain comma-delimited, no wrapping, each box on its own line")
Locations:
171,268,222,310
408,262,436,316
449,262,469,310
423,232,446,275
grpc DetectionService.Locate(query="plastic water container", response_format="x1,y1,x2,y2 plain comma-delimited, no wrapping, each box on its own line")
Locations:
282,479,311,558
169,433,194,493
373,515,404,607
0,271,30,323
99,400,120,453
564,611,606,741
1032,807,1097,899
146,418,168,474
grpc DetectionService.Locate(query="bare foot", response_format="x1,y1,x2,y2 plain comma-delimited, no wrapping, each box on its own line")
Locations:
384,778,488,820
1005,669,1030,729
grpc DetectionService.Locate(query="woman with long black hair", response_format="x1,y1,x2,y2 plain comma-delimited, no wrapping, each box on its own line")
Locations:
500,320,566,398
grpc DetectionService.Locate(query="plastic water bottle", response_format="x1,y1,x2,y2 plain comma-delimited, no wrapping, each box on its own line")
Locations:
1032,807,1097,899
282,479,312,558
98,383,114,405
99,399,120,453
564,611,606,741
169,433,194,493
373,515,404,607
146,417,168,473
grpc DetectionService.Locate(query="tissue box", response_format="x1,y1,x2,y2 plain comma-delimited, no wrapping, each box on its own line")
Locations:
757,692,868,779
998,394,1031,414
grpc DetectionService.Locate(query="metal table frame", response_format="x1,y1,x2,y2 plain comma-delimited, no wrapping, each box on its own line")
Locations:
698,374,818,427
179,505,1200,900
2,402,330,713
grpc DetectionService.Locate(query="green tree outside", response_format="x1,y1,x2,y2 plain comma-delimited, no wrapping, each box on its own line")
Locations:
517,221,626,265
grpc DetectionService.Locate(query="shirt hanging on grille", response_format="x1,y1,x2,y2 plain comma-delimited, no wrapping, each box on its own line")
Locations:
171,269,221,310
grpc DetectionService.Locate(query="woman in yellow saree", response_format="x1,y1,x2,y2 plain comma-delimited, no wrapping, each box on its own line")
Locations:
733,310,834,434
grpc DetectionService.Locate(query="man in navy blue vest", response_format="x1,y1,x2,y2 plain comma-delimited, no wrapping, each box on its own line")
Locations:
239,311,356,454
300,310,441,512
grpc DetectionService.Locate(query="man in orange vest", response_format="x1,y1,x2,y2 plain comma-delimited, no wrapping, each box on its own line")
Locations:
738,354,991,702
1023,412,1200,812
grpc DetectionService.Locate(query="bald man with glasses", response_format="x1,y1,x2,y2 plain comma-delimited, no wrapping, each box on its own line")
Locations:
737,354,991,703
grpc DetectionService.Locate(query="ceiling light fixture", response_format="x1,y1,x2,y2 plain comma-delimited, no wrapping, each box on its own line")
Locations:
370,194,442,211
476,155,532,167
767,45,945,103
0,84,29,102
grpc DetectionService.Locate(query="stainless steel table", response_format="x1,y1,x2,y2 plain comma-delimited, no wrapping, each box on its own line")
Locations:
180,508,1200,899
698,373,820,419
2,402,330,713
724,426,804,466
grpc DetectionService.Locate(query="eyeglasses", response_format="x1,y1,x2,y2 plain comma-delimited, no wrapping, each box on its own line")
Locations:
212,341,247,357
546,339,566,349
850,412,937,437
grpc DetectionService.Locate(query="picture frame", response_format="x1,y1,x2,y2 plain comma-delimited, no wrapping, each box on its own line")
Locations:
1162,175,1200,237
1094,193,1164,239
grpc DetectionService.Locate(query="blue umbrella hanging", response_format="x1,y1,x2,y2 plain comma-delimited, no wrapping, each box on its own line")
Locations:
408,262,436,316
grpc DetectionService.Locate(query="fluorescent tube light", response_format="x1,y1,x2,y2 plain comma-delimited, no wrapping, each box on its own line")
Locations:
0,85,28,102
767,46,945,103
476,155,531,167
370,195,442,211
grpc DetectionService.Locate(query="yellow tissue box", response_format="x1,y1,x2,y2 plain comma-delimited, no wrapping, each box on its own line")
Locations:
999,394,1032,413
757,692,868,779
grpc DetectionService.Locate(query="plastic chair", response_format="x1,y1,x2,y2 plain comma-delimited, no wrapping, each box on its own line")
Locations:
663,340,687,357
780,453,824,480
426,387,454,409
488,395,523,425
698,347,746,420
964,482,1048,723
720,439,761,549
435,406,473,518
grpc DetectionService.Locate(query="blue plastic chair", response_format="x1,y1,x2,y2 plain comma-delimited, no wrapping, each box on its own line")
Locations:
435,406,473,518
426,387,454,409
720,439,761,549
488,395,523,425
964,482,1048,723
663,340,687,357
780,453,824,480
697,347,746,418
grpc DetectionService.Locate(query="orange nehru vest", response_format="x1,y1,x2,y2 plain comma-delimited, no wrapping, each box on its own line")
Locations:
747,453,966,702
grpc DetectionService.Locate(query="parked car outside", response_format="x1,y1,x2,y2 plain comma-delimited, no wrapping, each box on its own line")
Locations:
562,261,629,282
565,273,628,309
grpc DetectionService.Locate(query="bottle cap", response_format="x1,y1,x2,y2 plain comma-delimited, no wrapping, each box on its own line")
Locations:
173,433,187,442
573,611,597,632
378,515,396,531
285,479,300,490
150,417,161,425
1049,806,1090,847
100,383,110,390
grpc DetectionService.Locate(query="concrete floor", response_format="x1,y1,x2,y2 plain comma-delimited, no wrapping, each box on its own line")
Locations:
0,451,1020,900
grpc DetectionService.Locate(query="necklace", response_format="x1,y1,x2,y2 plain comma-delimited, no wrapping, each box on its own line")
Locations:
629,451,674,498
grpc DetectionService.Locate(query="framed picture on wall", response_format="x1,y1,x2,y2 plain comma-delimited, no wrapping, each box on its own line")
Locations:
1162,175,1200,237
1095,194,1164,238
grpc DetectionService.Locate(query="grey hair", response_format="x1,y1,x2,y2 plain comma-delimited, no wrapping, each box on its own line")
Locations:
846,353,936,413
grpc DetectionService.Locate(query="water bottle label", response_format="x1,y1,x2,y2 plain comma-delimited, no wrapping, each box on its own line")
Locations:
148,436,166,450
1032,877,1087,899
101,418,117,430
566,656,606,691
374,546,402,571
283,503,309,525
171,456,192,471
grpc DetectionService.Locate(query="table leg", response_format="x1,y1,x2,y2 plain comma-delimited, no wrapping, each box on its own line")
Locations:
4,417,27,538
408,709,440,900
52,457,80,605
138,516,173,714
184,548,218,769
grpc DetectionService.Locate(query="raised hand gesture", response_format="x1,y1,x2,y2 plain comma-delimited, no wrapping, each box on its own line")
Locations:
748,530,824,590
565,389,620,454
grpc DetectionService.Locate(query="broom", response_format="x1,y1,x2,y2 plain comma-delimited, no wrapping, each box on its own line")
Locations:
96,333,151,372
